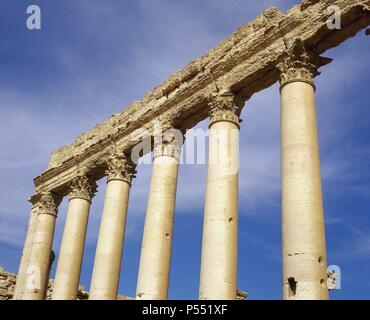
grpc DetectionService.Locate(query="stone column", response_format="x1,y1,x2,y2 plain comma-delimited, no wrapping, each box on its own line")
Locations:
52,175,97,300
13,198,39,299
199,91,243,300
277,39,331,300
21,192,61,300
89,154,136,300
136,131,183,300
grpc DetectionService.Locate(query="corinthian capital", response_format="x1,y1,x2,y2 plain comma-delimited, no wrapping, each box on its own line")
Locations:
106,153,137,184
69,175,98,202
36,192,61,217
277,39,332,89
153,130,184,160
208,91,244,128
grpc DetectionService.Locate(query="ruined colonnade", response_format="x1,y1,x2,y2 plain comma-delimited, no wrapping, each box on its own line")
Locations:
14,41,329,300
12,0,370,301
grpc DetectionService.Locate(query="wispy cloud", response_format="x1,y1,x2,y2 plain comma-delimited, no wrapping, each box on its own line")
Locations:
240,230,280,261
0,1,369,299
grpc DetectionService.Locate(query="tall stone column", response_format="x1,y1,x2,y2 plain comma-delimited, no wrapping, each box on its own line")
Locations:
89,154,136,300
199,91,243,300
136,132,183,300
13,198,39,299
21,192,61,300
277,39,331,300
52,175,97,300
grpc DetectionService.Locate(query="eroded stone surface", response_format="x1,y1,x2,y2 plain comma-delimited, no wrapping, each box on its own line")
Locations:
0,266,132,300
33,0,369,201
0,267,16,300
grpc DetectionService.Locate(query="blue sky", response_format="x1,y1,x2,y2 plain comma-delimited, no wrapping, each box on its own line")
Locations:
0,0,369,300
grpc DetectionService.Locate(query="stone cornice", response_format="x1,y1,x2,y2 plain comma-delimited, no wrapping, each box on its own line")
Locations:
106,153,137,184
69,175,98,202
33,0,370,195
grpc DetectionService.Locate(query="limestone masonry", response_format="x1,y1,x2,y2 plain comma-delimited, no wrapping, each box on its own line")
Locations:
34,0,370,196
0,267,133,300
1,267,246,300
13,0,370,300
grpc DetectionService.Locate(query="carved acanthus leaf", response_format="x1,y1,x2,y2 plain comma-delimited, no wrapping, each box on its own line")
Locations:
106,153,137,184
69,175,97,202
208,91,244,127
153,131,184,160
277,39,332,88
37,192,60,217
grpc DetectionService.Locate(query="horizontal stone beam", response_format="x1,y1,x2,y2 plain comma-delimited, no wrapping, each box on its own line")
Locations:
34,0,370,196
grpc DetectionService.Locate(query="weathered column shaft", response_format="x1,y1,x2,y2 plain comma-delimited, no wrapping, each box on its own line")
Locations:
13,204,38,299
199,92,242,300
89,154,136,300
136,133,182,300
278,39,330,300
52,175,97,300
21,192,60,300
